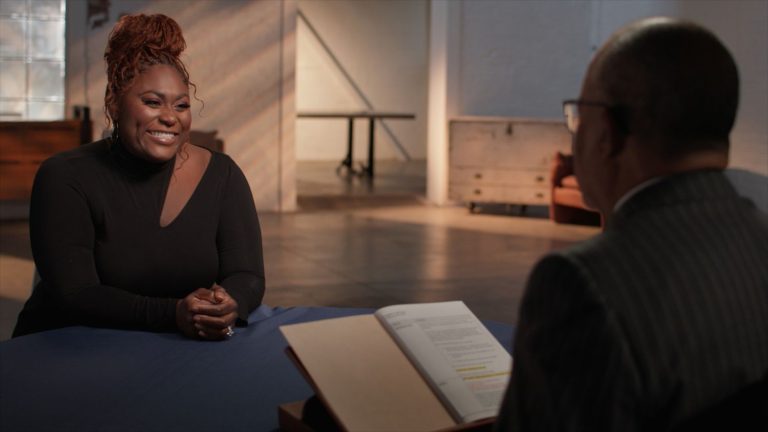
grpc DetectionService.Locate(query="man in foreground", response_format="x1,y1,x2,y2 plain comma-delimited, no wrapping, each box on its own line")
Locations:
496,17,767,431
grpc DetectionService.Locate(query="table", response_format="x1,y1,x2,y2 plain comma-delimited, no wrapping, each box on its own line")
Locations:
297,111,416,178
0,305,513,432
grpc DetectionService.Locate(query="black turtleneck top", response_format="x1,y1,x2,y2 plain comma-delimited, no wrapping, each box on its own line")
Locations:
13,139,265,337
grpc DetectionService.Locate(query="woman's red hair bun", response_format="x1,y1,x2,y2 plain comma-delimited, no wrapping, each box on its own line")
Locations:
105,14,186,62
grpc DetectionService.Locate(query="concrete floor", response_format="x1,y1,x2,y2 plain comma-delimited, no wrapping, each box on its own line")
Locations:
0,160,599,341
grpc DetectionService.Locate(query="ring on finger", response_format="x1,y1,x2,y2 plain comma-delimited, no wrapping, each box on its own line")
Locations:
225,326,235,337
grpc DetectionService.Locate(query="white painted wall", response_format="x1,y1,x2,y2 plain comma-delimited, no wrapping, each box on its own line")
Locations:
452,0,767,174
65,0,296,212
458,0,593,120
296,0,428,161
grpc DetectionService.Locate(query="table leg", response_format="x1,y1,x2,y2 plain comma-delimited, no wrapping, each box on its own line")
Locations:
337,117,355,174
364,118,375,178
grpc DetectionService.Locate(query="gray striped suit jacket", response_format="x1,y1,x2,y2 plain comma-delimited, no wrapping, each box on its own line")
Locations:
496,170,768,431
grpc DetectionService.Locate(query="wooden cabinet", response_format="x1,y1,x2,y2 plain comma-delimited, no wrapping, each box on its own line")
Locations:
0,120,86,200
448,117,570,207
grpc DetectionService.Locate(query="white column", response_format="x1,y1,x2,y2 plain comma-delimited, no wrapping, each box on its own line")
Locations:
279,0,298,212
427,0,459,205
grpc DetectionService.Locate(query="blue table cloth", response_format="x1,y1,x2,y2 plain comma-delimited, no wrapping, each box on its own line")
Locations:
0,305,514,432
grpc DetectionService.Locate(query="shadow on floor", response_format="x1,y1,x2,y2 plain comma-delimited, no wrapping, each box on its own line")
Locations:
297,159,426,212
297,194,425,211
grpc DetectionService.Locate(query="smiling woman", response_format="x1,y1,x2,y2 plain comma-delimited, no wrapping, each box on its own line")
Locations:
12,14,265,341
117,64,192,164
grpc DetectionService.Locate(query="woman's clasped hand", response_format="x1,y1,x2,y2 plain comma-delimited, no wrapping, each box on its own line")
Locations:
177,285,239,341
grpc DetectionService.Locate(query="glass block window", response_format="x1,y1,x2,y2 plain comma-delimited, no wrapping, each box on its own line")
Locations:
0,0,66,121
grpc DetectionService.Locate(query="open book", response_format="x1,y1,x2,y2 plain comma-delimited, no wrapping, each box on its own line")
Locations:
280,301,512,431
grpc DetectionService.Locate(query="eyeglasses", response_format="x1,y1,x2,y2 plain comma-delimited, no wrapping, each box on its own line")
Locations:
562,99,616,134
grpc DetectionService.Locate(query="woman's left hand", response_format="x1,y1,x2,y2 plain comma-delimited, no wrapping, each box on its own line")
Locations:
190,284,238,340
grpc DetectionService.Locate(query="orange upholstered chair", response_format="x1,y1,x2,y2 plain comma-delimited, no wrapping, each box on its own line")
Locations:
549,151,601,226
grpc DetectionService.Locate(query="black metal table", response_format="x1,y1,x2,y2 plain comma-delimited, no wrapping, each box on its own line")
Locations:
297,111,416,178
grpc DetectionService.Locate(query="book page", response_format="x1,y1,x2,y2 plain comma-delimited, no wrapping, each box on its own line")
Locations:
280,315,456,431
375,301,512,424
